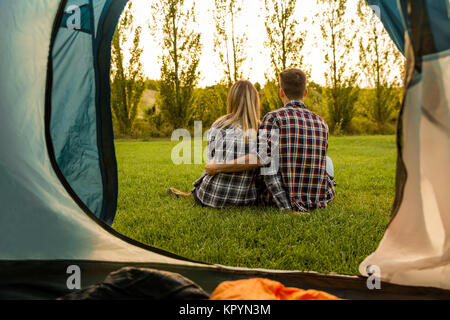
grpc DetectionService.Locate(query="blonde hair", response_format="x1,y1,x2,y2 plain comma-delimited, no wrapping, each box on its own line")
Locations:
213,81,261,141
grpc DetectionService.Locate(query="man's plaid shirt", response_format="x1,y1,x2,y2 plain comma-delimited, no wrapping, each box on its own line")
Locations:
193,125,259,208
257,100,335,211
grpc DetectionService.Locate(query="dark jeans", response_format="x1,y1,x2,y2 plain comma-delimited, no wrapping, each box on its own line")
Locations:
191,188,205,207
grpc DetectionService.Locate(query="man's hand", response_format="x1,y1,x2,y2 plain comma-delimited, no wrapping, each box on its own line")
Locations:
205,161,220,176
205,155,263,176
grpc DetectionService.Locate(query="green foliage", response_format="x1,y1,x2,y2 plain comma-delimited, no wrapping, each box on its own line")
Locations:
304,81,325,117
322,84,360,133
318,0,359,133
191,84,228,129
141,106,170,138
111,3,145,135
263,0,308,107
349,116,381,136
354,88,402,135
264,0,307,78
110,0,405,138
151,0,202,129
113,136,396,274
119,80,399,138
214,0,248,85
145,79,162,91
260,79,283,114
358,87,400,134
357,0,405,134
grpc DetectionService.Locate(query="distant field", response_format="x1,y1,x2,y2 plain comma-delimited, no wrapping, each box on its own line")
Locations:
137,89,157,119
112,136,396,275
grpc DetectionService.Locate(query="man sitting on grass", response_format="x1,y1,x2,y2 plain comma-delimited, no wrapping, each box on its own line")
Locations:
206,69,335,213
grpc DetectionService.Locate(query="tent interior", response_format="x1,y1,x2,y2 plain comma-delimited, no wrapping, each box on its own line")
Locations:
0,0,449,300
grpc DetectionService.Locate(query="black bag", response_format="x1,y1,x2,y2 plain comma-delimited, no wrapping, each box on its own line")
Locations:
59,267,209,300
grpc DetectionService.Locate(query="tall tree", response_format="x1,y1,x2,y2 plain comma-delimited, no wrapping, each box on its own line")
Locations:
192,84,228,129
264,0,306,78
263,0,307,111
261,79,283,113
213,0,247,86
304,81,325,116
318,0,359,133
151,0,202,129
111,3,145,135
357,0,404,133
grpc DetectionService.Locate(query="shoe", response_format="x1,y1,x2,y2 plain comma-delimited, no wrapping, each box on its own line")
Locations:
168,188,180,198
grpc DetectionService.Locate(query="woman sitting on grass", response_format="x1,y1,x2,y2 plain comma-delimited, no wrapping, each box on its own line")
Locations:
169,80,262,208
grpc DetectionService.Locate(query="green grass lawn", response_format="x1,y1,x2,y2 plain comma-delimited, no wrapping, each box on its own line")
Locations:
113,135,396,275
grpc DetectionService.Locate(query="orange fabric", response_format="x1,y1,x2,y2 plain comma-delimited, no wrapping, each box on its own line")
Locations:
210,278,342,300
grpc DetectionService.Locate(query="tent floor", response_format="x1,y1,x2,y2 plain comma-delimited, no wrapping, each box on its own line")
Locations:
1,261,450,300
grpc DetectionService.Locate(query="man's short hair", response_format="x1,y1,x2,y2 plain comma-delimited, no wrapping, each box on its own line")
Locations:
279,69,307,100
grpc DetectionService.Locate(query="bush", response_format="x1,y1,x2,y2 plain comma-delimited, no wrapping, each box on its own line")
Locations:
191,85,228,129
348,116,398,136
348,116,378,135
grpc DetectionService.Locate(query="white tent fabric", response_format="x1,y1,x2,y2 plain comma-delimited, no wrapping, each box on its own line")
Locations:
360,48,450,289
0,0,203,267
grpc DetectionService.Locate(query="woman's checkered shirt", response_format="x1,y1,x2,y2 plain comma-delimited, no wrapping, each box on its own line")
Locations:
193,125,259,208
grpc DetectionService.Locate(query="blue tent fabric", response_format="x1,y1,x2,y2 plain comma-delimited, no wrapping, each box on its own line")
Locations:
93,0,131,223
367,0,450,56
50,0,127,225
0,0,193,262
52,0,103,220
61,3,92,34
424,0,450,53
366,0,407,54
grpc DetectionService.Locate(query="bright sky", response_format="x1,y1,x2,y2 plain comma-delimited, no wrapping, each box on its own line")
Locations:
127,0,392,87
